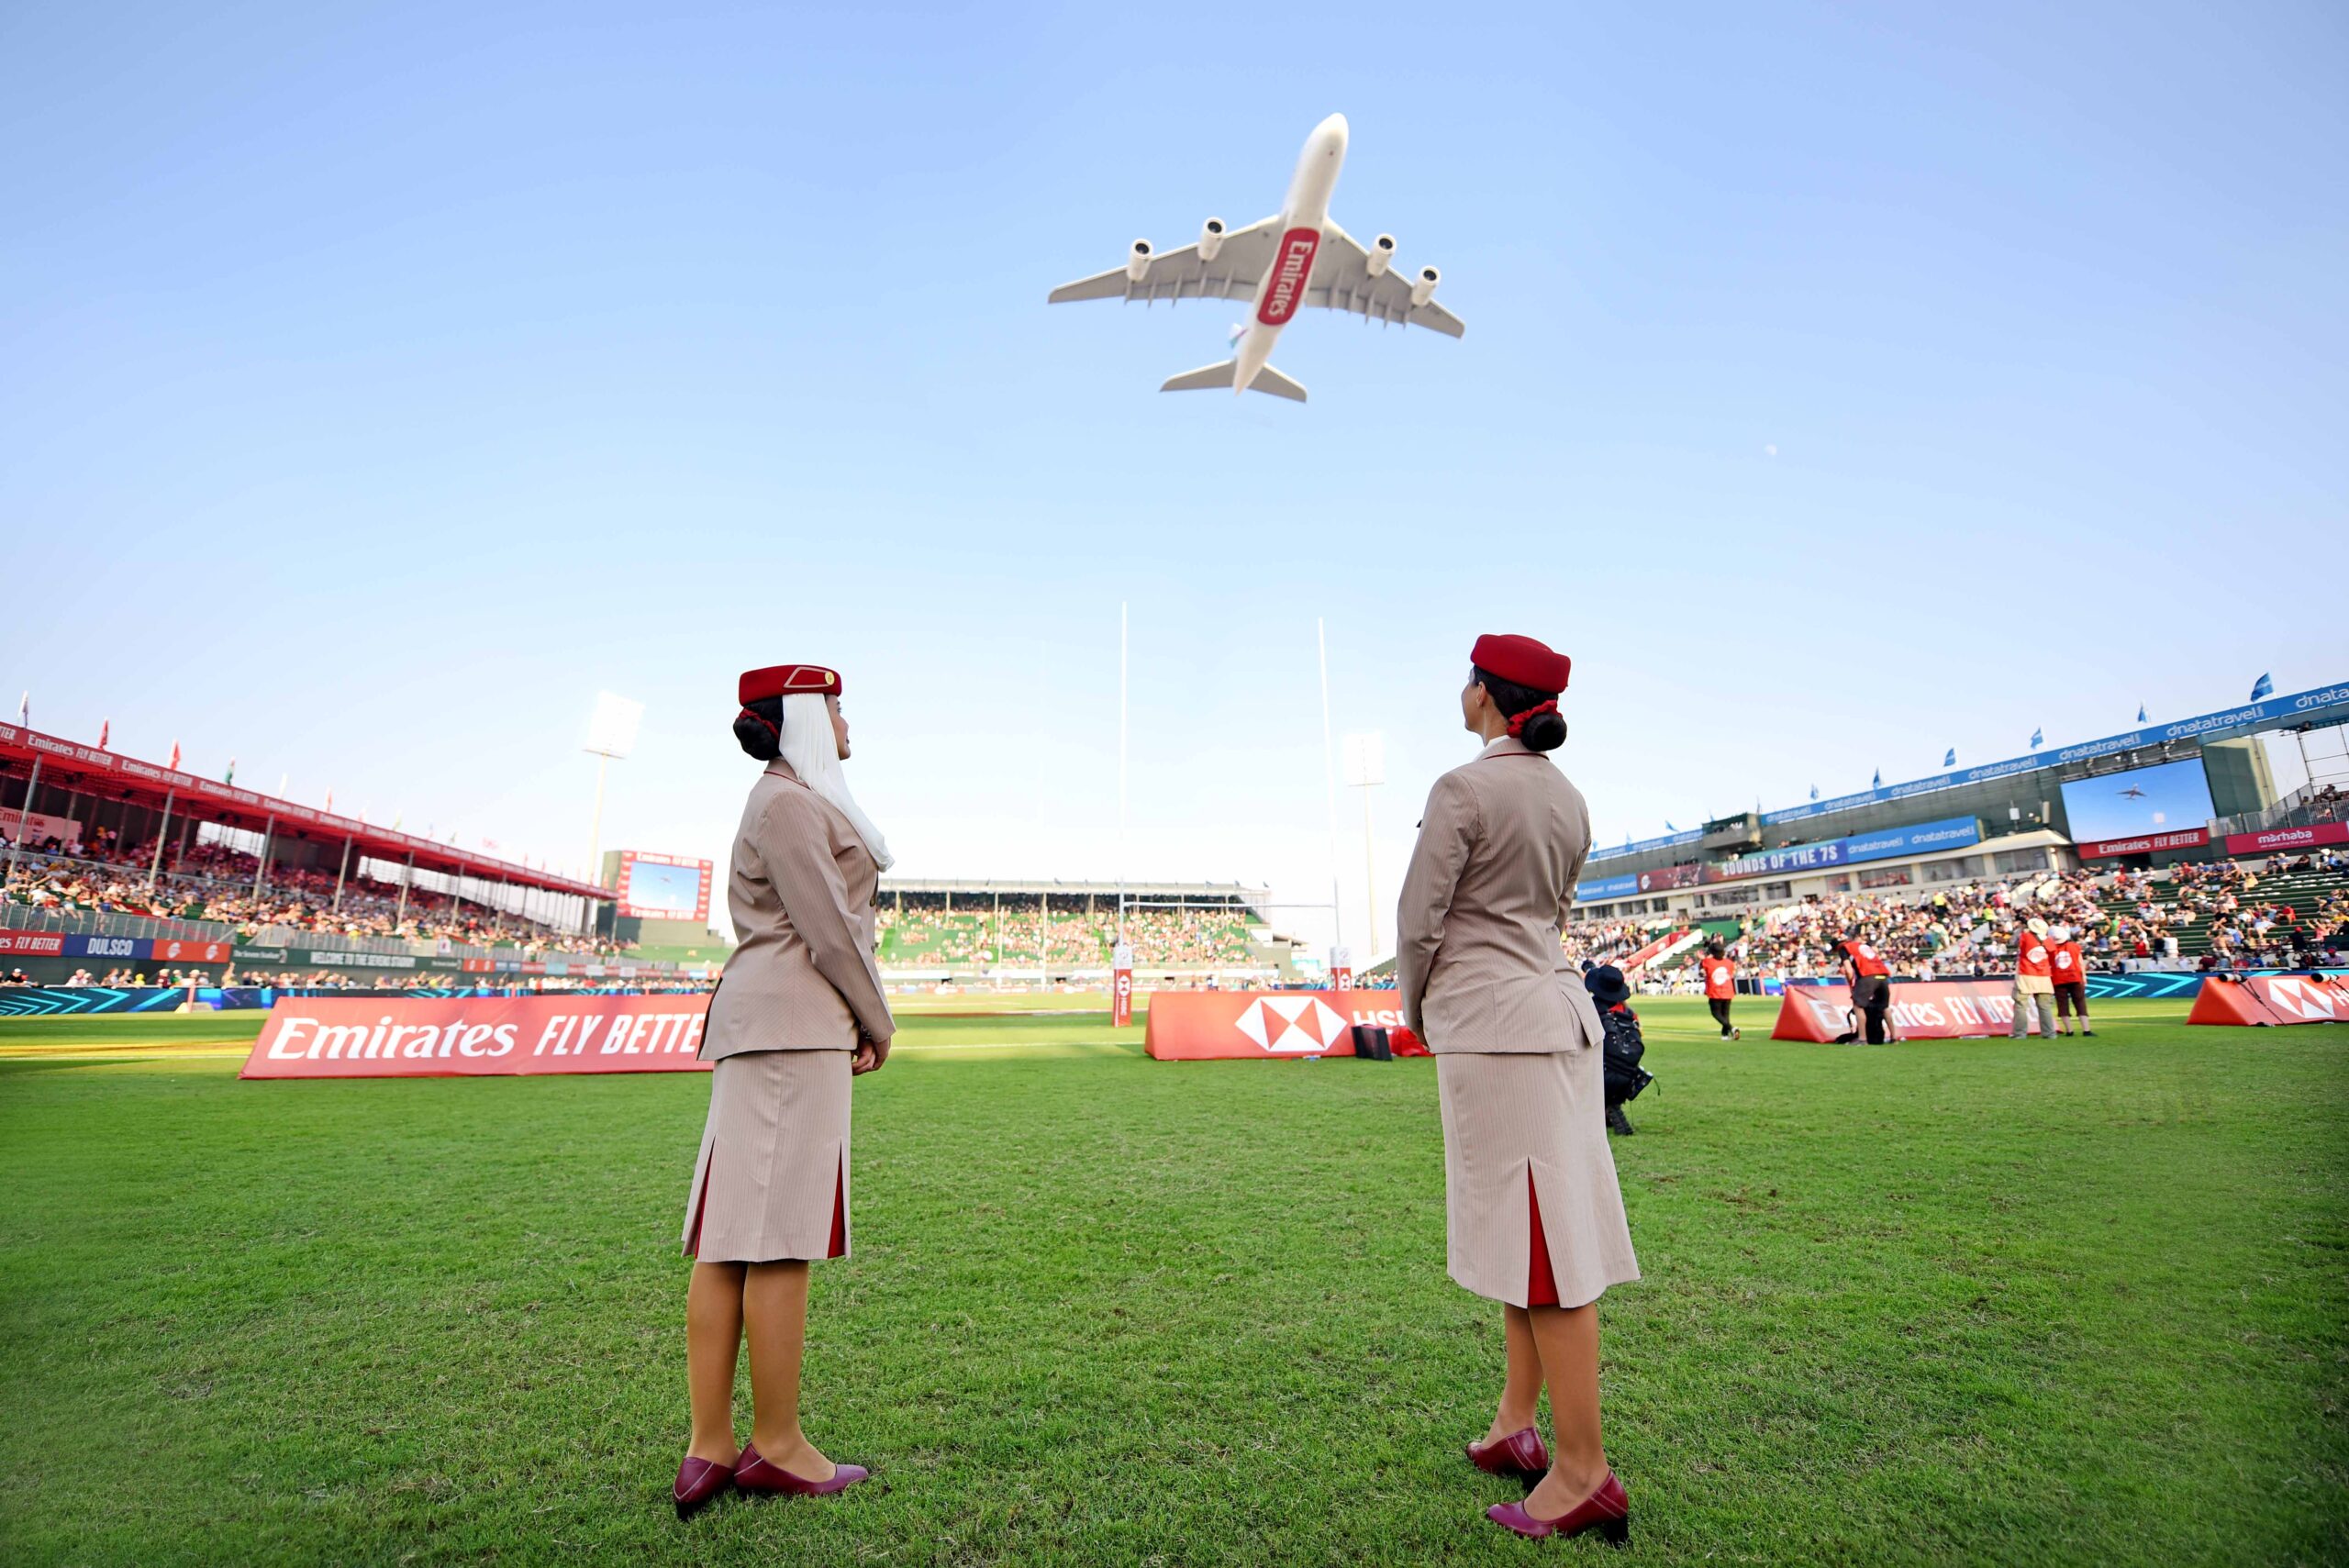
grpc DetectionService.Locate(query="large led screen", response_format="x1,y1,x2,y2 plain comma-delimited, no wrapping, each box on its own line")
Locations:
2059,759,2215,843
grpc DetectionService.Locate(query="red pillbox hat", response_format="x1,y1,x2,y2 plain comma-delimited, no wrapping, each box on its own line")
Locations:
739,664,842,703
1471,634,1571,694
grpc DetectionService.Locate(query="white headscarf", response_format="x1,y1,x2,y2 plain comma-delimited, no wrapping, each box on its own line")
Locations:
775,692,894,870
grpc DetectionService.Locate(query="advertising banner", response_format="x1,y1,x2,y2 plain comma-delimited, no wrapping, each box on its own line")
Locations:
2076,828,2210,860
1769,979,2043,1041
239,994,713,1079
1573,873,1641,904
2186,973,2349,1028
1111,944,1134,1028
0,929,232,964
1145,990,1425,1061
2224,821,2349,857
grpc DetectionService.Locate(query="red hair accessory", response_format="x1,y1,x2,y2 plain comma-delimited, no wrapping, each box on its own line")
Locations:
1505,699,1560,739
739,663,841,703
1470,634,1571,694
736,706,780,739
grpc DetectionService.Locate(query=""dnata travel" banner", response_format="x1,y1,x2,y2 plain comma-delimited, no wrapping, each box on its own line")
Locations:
240,995,714,1079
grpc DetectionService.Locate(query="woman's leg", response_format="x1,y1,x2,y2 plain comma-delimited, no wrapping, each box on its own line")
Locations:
742,1260,835,1478
685,1260,747,1463
1483,1303,1545,1442
1523,1301,1610,1517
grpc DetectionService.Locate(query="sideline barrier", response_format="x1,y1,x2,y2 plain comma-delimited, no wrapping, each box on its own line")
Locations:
1145,991,1426,1061
241,995,713,1079
2186,974,2349,1028
1771,979,2042,1040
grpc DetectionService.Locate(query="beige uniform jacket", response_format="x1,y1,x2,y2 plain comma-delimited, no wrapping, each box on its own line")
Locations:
1397,736,1606,1054
699,761,894,1061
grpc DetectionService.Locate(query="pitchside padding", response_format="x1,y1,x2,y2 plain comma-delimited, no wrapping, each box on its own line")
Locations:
2186,973,2349,1028
1770,979,2044,1040
240,995,713,1078
1145,991,1425,1061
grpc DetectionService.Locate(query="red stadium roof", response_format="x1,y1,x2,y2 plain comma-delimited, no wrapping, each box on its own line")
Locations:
0,722,607,901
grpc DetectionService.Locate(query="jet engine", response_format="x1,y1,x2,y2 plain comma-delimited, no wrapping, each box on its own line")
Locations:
1365,233,1397,278
1126,239,1153,284
1198,217,1227,262
1409,264,1441,307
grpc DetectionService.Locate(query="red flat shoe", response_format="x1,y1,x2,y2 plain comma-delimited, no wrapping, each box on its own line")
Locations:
1486,1469,1630,1545
735,1441,871,1498
1465,1425,1549,1480
674,1454,734,1519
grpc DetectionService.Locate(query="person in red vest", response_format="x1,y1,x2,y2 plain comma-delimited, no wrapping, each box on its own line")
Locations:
2046,923,2092,1037
2009,915,2058,1039
1700,940,1740,1040
1834,929,1895,1043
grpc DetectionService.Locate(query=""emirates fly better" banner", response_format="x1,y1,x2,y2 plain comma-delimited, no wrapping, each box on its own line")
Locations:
1770,979,2045,1041
240,995,714,1079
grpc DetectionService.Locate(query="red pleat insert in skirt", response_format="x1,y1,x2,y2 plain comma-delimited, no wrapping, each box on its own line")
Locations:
683,1157,712,1260
1526,1170,1559,1307
826,1152,847,1260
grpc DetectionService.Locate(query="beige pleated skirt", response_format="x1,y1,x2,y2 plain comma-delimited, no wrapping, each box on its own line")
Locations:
682,1049,852,1264
1436,1049,1639,1309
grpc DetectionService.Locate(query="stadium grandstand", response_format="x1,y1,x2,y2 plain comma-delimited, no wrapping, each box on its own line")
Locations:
0,720,707,990
873,879,1297,984
1556,679,2349,990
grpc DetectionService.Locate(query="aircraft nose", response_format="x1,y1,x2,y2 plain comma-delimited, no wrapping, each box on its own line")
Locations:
1317,112,1348,152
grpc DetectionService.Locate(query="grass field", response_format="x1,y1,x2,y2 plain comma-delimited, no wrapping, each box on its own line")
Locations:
2,997,2343,1566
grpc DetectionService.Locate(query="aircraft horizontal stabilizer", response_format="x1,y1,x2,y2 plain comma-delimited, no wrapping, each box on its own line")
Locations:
1158,359,1308,403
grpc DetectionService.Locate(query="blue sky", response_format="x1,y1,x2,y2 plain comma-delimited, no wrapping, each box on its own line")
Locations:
5,2,2345,954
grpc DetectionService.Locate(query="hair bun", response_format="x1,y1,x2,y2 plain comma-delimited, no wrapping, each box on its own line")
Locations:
1521,709,1568,752
732,709,783,762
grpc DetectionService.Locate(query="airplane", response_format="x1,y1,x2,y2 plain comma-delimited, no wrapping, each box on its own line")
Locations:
2117,785,2149,798
1047,113,1462,404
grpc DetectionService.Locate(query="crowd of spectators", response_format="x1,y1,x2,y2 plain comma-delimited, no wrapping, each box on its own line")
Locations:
2,841,618,957
1566,852,2349,983
876,903,1263,969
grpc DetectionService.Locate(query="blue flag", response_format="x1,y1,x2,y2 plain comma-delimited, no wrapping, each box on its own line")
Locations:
1664,820,1676,831
1943,748,1956,768
2136,704,2148,724
2030,727,2043,750
2251,673,2273,701
1872,768,1882,789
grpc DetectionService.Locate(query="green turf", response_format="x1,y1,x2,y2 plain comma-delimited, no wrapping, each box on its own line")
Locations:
1,999,2343,1565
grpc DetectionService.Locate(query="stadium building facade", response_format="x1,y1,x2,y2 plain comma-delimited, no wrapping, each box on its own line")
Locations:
1572,679,2349,922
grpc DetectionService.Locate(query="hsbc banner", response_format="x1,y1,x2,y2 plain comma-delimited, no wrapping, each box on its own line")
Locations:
241,995,713,1080
1145,990,1424,1061
1770,979,2043,1041
2187,973,2349,1028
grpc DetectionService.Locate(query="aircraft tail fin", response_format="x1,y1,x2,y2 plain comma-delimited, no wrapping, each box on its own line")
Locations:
1158,359,1308,403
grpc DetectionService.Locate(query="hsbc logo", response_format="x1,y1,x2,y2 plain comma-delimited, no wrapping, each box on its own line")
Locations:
1234,995,1350,1052
2266,977,2343,1021
1256,228,1322,326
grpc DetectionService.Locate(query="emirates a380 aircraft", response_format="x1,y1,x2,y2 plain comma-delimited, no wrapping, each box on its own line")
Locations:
1048,114,1463,404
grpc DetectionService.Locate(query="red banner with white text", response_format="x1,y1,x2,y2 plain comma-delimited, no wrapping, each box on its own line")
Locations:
1770,979,2042,1041
2223,822,2349,857
240,995,713,1079
1145,990,1425,1061
2075,828,2210,860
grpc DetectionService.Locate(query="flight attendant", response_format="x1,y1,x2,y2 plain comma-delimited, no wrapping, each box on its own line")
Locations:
1701,940,1740,1040
1397,634,1641,1546
674,663,896,1519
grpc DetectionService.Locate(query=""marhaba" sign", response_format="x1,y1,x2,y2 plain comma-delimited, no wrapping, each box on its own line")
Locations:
240,995,714,1079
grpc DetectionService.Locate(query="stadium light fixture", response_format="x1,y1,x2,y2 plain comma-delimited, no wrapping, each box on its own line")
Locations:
584,691,645,893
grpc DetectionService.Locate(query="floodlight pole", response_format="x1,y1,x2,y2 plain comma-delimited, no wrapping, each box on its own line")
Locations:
1316,619,1346,957
147,788,174,892
586,751,612,886
6,757,43,884
1118,601,1129,945
1358,780,1380,959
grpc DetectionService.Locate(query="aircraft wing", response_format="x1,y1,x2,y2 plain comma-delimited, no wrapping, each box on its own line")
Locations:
1048,217,1284,306
1307,222,1465,338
